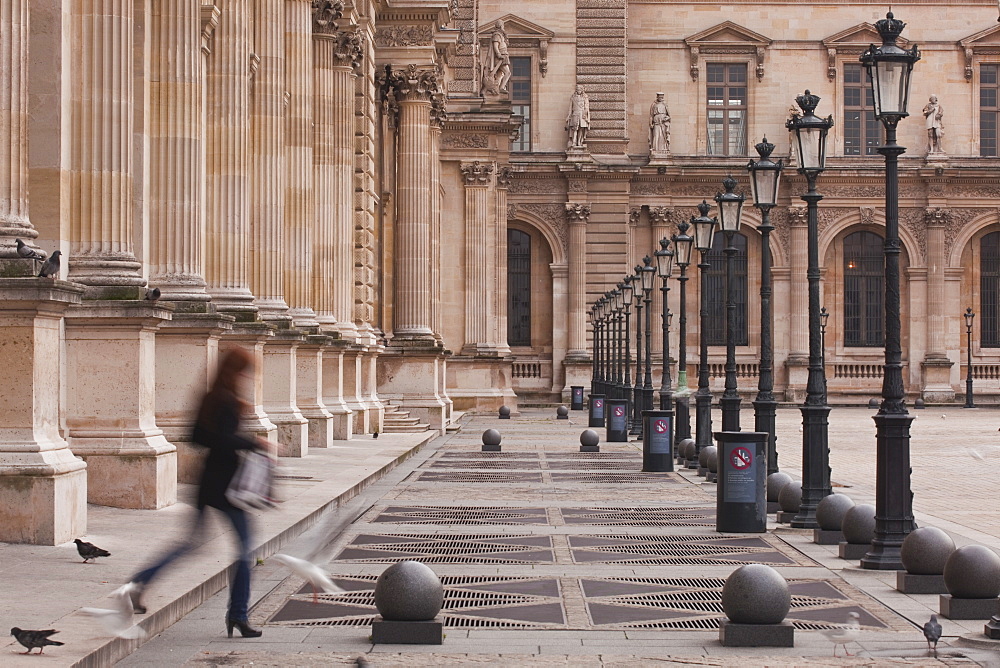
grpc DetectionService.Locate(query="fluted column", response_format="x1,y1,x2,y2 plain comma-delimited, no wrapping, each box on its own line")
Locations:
285,0,318,327
251,0,289,320
495,167,512,355
649,206,673,357
566,202,590,357
149,0,209,302
205,0,255,314
462,161,495,353
785,205,809,400
68,0,144,290
430,120,444,343
922,207,954,400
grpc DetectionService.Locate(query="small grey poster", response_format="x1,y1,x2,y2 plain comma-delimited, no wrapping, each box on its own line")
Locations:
608,403,627,431
649,416,672,454
723,442,757,503
593,398,604,418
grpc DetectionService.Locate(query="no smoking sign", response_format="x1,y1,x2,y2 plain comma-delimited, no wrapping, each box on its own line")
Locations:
731,446,752,470
653,419,668,434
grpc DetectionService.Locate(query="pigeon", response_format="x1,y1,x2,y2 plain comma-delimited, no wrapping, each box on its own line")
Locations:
272,553,344,603
144,287,161,301
79,583,147,639
74,538,111,563
38,250,61,278
923,613,942,652
373,431,379,439
821,611,861,657
10,628,63,655
15,238,44,261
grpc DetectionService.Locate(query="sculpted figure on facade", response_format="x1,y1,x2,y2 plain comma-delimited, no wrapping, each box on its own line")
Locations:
785,100,799,164
649,92,671,156
565,85,590,150
923,95,945,155
480,20,511,96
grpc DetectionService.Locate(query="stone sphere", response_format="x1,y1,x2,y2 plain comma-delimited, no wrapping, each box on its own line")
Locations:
698,444,712,469
841,504,876,545
681,439,697,460
580,429,600,447
706,446,719,474
374,561,444,621
766,472,793,503
901,527,955,575
778,481,802,513
556,405,569,417
816,493,856,531
721,564,791,624
868,397,879,409
482,429,502,446
498,405,511,418
914,397,926,409
944,545,1000,598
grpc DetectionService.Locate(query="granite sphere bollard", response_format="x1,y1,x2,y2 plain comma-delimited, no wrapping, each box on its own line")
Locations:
902,527,955,575
816,493,855,531
580,429,600,452
868,397,879,409
722,564,791,624
778,482,802,512
914,397,925,409
944,545,1000,598
841,504,876,544
698,445,712,469
706,446,719,473
682,439,697,461
482,429,502,446
374,561,444,621
498,405,511,419
766,472,793,503
556,405,569,419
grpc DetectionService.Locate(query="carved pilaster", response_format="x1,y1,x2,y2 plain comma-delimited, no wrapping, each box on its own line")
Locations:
460,160,494,186
565,202,591,224
566,202,590,357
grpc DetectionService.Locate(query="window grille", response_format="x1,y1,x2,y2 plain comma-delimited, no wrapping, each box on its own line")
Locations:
704,232,748,346
843,231,884,347
507,229,531,346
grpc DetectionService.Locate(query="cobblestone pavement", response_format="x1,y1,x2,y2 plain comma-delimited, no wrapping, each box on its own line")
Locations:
118,407,1000,667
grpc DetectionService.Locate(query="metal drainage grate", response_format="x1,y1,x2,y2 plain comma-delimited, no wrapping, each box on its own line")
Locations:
412,471,545,483
439,452,540,459
426,460,543,470
543,452,641,458
544,460,643,470
274,475,314,480
335,534,556,564
570,535,800,566
373,506,548,525
549,473,678,484
561,507,715,527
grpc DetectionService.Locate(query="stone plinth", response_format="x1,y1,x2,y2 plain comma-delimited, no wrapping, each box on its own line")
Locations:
897,572,948,594
321,342,354,440
445,356,517,413
814,529,844,545
219,323,278,442
296,334,335,448
776,511,796,524
342,347,371,435
64,300,177,509
371,617,443,644
361,343,386,433
940,595,1000,620
378,342,448,434
840,542,871,560
719,620,794,647
262,329,309,457
0,280,89,544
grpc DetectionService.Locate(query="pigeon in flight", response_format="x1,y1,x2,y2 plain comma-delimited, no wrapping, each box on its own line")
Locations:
38,250,61,278
272,553,344,603
15,238,44,261
821,611,861,657
10,628,63,655
79,583,147,639
74,538,111,563
923,614,942,652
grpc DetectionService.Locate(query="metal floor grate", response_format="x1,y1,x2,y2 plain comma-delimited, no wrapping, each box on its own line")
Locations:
411,471,545,483
426,460,543,470
548,473,679,484
372,506,548,525
543,451,641,458
543,460,643,470
569,534,805,566
438,452,540,459
335,533,556,564
562,507,715,527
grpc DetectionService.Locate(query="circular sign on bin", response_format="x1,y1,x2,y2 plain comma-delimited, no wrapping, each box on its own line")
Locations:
731,447,752,470
594,399,603,408
613,405,625,417
654,419,668,434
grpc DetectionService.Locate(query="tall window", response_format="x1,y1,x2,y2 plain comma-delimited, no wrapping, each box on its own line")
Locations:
511,57,532,152
707,63,747,156
843,64,879,156
508,229,531,346
982,232,1000,347
982,65,1000,157
704,232,748,346
843,231,884,347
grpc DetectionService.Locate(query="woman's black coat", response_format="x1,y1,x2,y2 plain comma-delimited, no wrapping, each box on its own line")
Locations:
192,390,258,510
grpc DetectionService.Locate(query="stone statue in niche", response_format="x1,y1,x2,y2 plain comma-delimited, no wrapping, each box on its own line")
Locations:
649,92,671,156
923,95,945,155
565,85,590,149
785,100,800,165
480,20,511,97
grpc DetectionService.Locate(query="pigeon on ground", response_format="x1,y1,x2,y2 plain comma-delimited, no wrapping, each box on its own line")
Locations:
38,250,61,278
10,628,63,655
373,431,379,439
15,238,44,261
144,287,161,301
79,583,147,639
272,553,344,603
820,611,861,657
74,538,111,563
923,613,942,652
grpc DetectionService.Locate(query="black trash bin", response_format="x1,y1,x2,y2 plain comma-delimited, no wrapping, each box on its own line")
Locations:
715,431,768,533
571,386,584,411
605,399,629,442
642,410,674,472
588,394,606,428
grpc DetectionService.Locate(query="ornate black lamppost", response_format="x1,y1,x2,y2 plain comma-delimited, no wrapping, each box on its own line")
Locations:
691,201,718,465
714,176,746,432
672,223,694,440
619,282,632,405
611,287,624,401
820,307,830,366
747,137,783,475
628,273,643,434
860,11,920,570
640,256,657,418
787,89,834,529
655,238,675,411
964,307,976,408
598,296,610,396
589,306,598,394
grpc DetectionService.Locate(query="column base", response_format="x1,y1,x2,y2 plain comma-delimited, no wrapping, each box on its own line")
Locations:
446,356,517,413
77,445,177,509
220,324,279,442
0,463,88,545
322,343,354,441
921,357,956,402
263,330,309,458
378,344,448,433
343,347,370,436
784,356,808,402
297,335,335,449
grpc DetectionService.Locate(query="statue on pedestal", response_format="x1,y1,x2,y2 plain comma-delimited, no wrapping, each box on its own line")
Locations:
923,95,945,156
648,92,671,157
566,85,590,150
480,20,511,97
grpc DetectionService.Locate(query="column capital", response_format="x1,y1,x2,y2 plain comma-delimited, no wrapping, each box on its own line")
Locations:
460,161,494,187
311,0,345,34
924,206,951,227
496,165,513,189
565,202,591,224
314,27,363,71
649,206,674,226
788,205,807,227
629,207,641,226
384,64,441,103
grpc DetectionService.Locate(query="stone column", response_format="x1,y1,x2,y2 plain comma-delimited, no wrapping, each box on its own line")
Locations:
285,0,318,327
322,343,354,440
250,0,289,321
205,0,256,314
67,0,144,293
262,330,309,457
461,161,496,354
649,206,673,359
0,281,88,544
343,347,369,435
551,263,570,396
313,15,361,337
921,207,954,400
566,203,590,358
495,167,513,356
785,206,809,401
148,0,210,303
430,104,452,420
362,342,386,432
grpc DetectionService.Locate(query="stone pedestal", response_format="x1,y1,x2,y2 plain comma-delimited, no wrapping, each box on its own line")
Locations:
219,323,278,442
940,595,1000,620
0,280,89,544
64,300,177,509
362,344,385,434
296,334,335,449
897,572,947,594
921,358,956,402
321,342,353,440
446,356,516,413
580,444,600,453
155,312,235,483
262,329,309,457
813,529,844,545
371,617,443,645
482,443,501,452
378,342,447,434
840,542,871,560
562,359,592,404
719,620,794,647
784,356,808,403
343,347,370,435
776,511,796,524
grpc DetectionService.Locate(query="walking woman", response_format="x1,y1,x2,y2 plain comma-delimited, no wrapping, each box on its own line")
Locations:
129,347,266,638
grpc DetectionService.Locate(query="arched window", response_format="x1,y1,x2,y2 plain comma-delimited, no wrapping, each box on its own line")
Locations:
507,229,532,346
843,230,884,347
981,231,1000,347
704,232,748,346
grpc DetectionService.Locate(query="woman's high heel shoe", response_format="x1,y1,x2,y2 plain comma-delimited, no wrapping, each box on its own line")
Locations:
226,618,263,638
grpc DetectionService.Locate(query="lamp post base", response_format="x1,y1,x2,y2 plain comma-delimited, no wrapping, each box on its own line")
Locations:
861,410,915,571
753,397,779,475
791,402,831,529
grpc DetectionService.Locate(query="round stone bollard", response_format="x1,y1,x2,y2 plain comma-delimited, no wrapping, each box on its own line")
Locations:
580,429,600,452
701,445,718,482
374,561,444,621
816,493,855,531
777,481,801,516
482,429,502,452
556,405,569,420
706,446,719,473
914,397,925,409
719,564,794,647
868,397,879,409
902,527,955,575
841,504,876,544
682,439,697,462
498,405,511,419
766,472,793,503
944,545,1000,598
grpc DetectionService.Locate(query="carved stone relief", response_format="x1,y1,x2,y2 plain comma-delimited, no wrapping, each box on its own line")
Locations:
460,160,494,186
648,206,673,226
944,208,986,259
899,208,927,263
512,203,569,254
373,25,433,48
565,202,591,224
441,133,489,149
507,178,564,195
